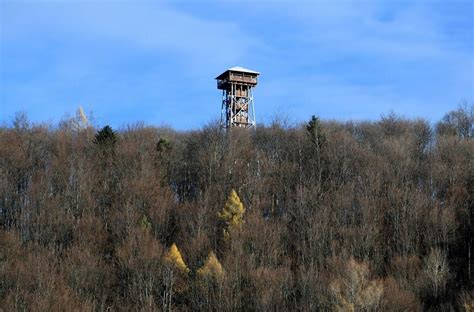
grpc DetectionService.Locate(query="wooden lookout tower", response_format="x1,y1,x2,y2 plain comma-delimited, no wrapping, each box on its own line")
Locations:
216,66,259,128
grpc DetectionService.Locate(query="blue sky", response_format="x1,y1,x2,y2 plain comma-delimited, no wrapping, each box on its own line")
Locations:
1,0,472,129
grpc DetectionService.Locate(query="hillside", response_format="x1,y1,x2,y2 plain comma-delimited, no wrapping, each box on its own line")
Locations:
0,107,473,311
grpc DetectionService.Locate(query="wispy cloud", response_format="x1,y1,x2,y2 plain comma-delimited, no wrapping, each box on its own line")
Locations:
1,0,472,128
245,0,473,122
1,1,267,127
2,1,266,71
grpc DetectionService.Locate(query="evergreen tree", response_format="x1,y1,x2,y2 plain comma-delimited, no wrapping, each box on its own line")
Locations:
93,125,119,215
139,215,152,232
306,115,326,149
156,138,172,156
154,137,173,183
306,115,326,192
94,125,117,148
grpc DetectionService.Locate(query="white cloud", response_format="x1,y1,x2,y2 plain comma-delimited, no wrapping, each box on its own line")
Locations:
2,1,266,72
1,0,471,127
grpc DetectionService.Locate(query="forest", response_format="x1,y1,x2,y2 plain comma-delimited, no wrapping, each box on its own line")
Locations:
0,106,472,311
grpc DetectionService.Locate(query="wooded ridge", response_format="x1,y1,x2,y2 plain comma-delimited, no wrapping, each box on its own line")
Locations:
0,106,472,311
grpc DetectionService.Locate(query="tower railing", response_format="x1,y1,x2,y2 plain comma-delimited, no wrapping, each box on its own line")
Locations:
216,68,259,129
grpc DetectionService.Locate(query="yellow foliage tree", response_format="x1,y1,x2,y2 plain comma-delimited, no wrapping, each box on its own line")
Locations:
197,251,224,280
218,189,245,237
165,243,189,273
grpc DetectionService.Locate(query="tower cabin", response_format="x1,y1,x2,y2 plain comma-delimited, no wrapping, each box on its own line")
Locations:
216,66,259,128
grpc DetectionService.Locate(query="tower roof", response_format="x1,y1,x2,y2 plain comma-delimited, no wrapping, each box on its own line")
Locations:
215,66,260,79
